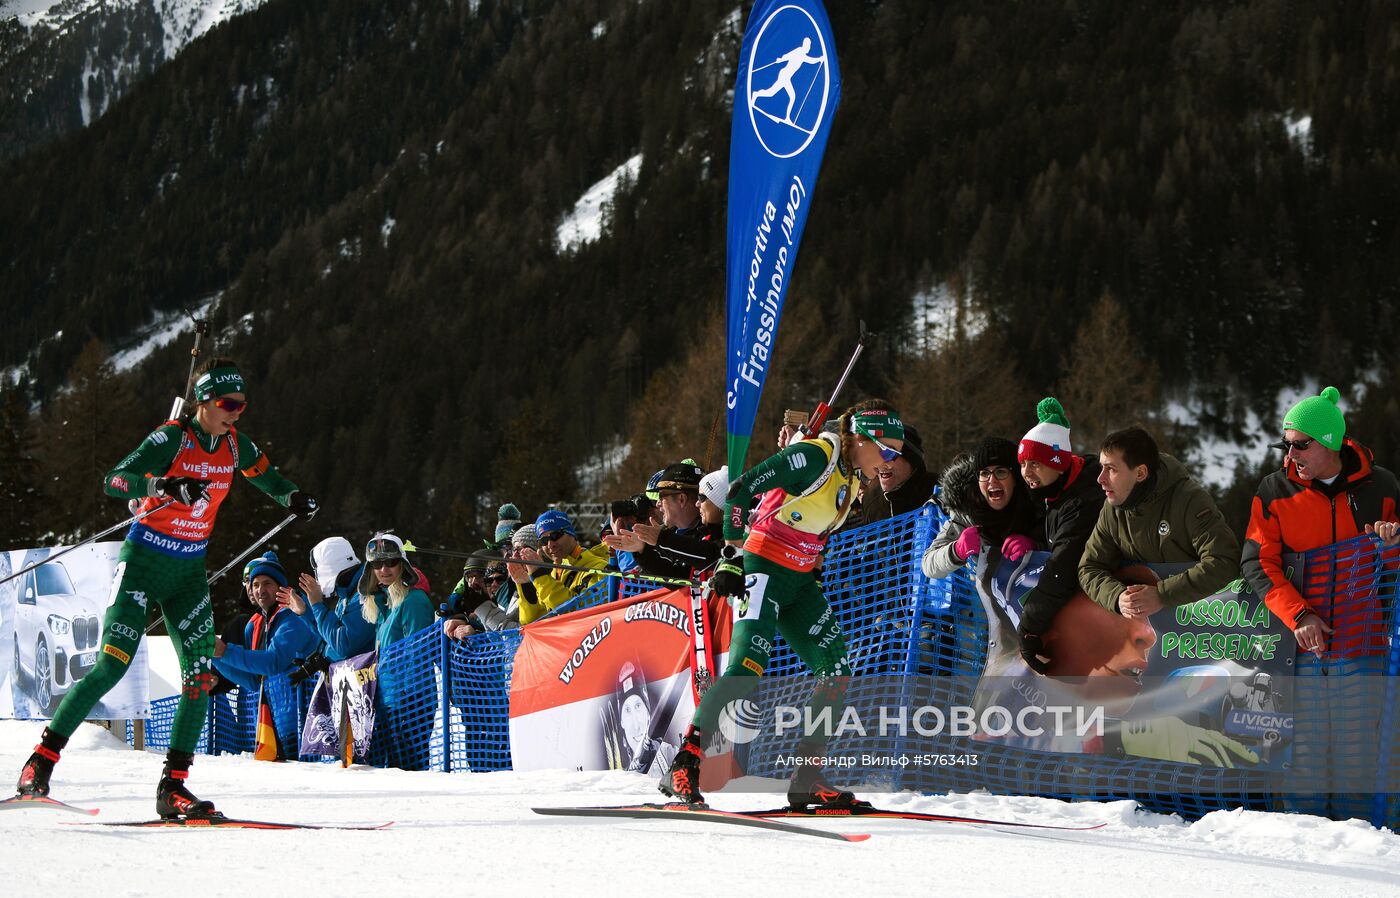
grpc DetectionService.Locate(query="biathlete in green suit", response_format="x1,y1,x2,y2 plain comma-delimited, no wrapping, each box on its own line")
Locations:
662,400,909,809
14,358,318,819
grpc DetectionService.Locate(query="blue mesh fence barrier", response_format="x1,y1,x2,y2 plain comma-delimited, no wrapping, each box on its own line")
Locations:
441,628,522,772
125,509,1400,828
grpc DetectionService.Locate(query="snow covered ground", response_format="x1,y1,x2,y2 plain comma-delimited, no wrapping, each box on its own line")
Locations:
3,720,1399,897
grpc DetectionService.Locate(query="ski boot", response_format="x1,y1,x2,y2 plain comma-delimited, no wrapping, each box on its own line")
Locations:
156,751,222,820
14,728,67,798
787,746,872,811
658,726,707,807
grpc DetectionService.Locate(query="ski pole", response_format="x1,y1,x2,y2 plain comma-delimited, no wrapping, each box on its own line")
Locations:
145,513,301,634
207,513,299,586
798,320,870,437
0,499,173,587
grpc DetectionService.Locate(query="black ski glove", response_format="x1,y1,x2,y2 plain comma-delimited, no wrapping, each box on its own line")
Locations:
289,491,319,519
156,476,211,506
1018,624,1051,674
711,546,745,599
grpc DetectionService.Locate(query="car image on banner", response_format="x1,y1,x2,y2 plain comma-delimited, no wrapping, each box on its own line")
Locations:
1,544,148,721
12,559,103,715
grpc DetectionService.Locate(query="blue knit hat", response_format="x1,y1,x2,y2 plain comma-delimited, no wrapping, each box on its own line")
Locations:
535,509,575,539
243,551,288,587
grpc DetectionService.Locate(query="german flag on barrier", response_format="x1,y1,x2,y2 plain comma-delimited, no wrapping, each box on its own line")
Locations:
254,684,280,762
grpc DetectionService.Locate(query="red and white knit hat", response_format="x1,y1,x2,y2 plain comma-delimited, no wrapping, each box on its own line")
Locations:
1017,397,1073,472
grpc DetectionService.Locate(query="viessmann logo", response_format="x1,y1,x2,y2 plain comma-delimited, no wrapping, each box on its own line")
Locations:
181,462,235,478
746,5,833,159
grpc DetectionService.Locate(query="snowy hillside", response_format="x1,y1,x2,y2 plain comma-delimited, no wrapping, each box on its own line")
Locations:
0,0,267,153
3,720,1398,897
9,0,262,54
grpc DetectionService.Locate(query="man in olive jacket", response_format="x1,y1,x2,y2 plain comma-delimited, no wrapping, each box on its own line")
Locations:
1079,426,1240,617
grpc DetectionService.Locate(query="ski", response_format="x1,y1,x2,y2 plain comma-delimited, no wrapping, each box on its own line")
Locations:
737,806,1105,831
69,816,392,831
533,803,870,842
0,795,100,816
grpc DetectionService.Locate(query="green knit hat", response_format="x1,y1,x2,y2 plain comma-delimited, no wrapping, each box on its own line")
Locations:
193,365,245,400
1282,386,1345,451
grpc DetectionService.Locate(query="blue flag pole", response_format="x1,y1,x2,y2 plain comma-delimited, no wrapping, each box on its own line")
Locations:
724,0,842,478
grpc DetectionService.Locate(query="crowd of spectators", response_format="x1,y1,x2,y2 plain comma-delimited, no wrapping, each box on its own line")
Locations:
206,387,1400,804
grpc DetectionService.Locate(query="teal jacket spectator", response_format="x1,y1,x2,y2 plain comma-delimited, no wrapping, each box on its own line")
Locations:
359,532,435,649
362,585,434,648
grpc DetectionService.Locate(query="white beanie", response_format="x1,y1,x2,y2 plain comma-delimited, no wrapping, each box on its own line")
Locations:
698,466,730,509
312,536,359,597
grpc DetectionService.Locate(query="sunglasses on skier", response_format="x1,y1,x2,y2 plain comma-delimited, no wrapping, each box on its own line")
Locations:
868,435,902,463
212,397,247,413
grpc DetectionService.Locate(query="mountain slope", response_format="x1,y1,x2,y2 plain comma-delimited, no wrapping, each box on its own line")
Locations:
1,0,1398,569
0,0,266,158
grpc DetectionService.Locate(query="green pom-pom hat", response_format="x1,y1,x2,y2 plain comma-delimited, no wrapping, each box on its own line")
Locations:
1282,386,1346,451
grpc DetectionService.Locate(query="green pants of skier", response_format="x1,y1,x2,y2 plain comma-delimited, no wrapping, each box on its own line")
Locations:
691,553,851,745
49,541,216,753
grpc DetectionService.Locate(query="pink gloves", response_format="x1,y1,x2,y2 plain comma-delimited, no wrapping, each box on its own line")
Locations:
1001,534,1036,561
954,526,981,561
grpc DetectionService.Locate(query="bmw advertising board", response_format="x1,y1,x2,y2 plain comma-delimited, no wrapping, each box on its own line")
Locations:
0,543,149,720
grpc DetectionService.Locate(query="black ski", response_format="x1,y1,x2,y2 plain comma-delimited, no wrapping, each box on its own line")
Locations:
0,795,99,816
533,803,870,842
738,806,1105,831
69,816,392,831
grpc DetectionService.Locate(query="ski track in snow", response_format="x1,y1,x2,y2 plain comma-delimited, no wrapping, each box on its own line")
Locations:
2,721,1398,897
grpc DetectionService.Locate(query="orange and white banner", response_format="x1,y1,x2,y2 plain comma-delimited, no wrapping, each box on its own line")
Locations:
509,587,730,773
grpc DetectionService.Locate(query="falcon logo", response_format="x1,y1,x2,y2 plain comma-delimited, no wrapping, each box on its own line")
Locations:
1158,521,1171,537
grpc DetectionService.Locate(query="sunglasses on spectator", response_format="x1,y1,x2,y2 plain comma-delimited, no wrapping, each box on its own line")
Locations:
1273,438,1315,452
369,559,402,570
539,531,568,544
868,436,902,463
485,574,508,583
212,397,247,413
978,467,1013,482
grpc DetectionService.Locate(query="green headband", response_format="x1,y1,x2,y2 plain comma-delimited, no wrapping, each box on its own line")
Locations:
194,366,245,401
850,408,905,442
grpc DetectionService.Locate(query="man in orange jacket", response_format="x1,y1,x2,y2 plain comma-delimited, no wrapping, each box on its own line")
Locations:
1240,385,1399,819
1241,386,1399,655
